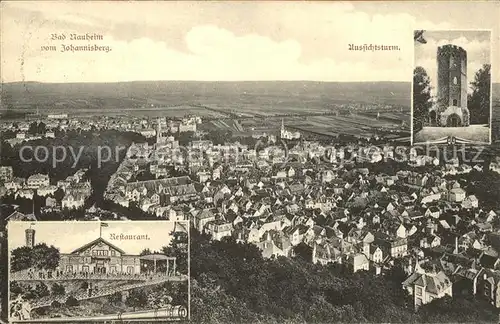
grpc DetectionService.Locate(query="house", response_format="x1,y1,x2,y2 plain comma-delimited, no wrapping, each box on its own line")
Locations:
420,234,441,249
374,232,408,258
192,209,216,232
27,174,50,189
284,225,311,246
255,232,291,259
62,193,86,209
477,269,500,308
0,166,13,182
369,245,383,263
448,188,466,203
479,253,500,270
59,237,141,275
490,161,500,174
37,185,58,197
206,220,233,241
347,253,370,273
453,266,483,296
402,264,453,309
462,195,479,209
45,197,58,208
5,211,37,222
312,241,342,265
4,178,25,191
425,206,441,219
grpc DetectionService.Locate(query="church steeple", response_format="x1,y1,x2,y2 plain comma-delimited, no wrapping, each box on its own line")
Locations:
156,117,161,143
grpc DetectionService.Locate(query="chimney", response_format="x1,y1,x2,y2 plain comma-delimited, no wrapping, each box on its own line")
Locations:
454,236,458,254
25,228,35,248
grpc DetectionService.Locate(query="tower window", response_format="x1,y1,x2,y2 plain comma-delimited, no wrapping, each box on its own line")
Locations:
453,99,458,106
453,77,457,85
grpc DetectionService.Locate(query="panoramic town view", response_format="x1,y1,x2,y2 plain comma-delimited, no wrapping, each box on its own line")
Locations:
1,1,500,323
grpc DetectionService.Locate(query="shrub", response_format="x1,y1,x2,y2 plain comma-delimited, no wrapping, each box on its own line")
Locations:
65,296,79,307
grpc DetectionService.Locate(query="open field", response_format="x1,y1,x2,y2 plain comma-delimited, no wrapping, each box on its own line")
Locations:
207,113,410,140
1,81,498,141
1,81,411,115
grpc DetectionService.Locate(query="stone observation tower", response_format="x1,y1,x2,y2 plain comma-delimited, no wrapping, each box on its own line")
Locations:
430,44,469,127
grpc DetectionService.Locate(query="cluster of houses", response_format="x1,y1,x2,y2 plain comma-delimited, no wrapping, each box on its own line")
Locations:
136,137,499,311
0,167,91,211
2,115,500,312
0,115,202,147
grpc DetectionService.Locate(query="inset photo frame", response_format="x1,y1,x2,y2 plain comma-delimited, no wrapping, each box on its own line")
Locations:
7,221,189,322
412,30,492,145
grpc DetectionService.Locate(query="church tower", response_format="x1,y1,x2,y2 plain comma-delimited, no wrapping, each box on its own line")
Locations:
156,117,166,144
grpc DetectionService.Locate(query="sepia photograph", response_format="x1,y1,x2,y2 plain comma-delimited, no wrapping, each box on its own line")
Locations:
412,30,492,145
7,221,188,322
1,1,500,323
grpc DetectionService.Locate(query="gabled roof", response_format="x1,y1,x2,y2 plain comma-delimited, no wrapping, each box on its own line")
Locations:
479,253,499,269
5,211,37,222
70,237,126,255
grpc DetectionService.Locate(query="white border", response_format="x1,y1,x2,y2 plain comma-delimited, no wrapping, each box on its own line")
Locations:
411,29,493,146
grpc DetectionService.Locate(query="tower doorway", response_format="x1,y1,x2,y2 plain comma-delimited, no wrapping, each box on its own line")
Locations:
429,111,437,126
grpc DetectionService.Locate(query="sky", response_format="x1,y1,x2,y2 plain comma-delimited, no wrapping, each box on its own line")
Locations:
415,30,491,95
1,1,499,83
7,221,182,255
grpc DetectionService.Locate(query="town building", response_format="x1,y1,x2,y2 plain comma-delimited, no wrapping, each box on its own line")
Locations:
0,166,13,182
403,263,453,309
26,174,50,189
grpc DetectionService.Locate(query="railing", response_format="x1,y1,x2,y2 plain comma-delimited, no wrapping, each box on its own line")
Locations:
11,306,188,322
21,275,188,309
11,271,179,281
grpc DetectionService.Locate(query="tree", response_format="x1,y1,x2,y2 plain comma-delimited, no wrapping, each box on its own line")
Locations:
292,242,312,263
108,291,122,306
161,228,188,274
34,283,50,298
65,295,79,307
10,246,33,272
31,244,60,270
10,282,23,296
139,248,152,256
413,66,432,130
126,289,148,311
50,300,61,308
468,64,491,124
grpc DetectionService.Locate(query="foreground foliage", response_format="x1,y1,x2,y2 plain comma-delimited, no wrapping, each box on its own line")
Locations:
190,229,498,323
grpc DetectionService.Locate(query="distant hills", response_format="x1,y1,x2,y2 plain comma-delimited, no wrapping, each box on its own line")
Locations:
2,81,412,109
1,81,499,121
